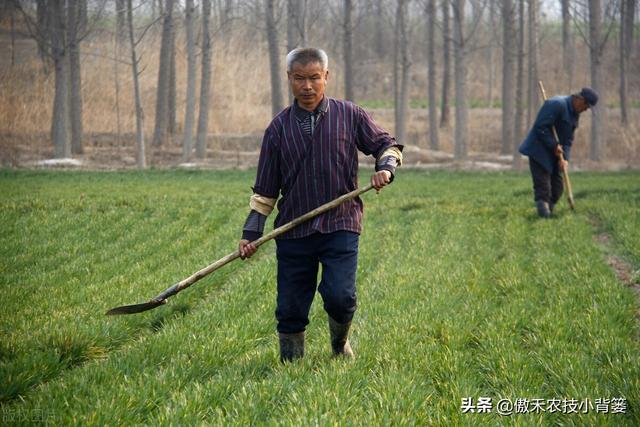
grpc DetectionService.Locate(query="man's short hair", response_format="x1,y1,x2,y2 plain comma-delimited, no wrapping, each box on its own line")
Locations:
286,48,329,72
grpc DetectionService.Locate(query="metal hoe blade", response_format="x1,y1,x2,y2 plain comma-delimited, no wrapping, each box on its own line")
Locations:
106,299,166,315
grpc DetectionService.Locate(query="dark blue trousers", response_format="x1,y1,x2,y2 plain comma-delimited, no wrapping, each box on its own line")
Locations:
275,231,359,334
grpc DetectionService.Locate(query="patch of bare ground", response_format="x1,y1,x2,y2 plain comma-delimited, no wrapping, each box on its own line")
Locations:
590,217,640,323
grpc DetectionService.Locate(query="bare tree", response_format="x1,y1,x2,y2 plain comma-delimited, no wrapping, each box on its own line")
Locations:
561,0,575,89
440,0,451,128
526,0,539,124
67,0,84,155
114,0,126,147
196,0,213,159
394,0,410,146
344,0,354,101
167,22,177,136
501,0,515,155
486,0,496,107
572,0,616,161
127,0,146,168
183,0,197,161
426,0,439,149
35,0,51,71
513,0,525,168
452,0,468,159
151,0,175,147
50,0,70,158
619,0,635,126
287,0,306,50
588,0,604,161
266,0,284,116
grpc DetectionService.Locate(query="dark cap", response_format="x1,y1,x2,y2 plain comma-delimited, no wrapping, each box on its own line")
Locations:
579,87,599,106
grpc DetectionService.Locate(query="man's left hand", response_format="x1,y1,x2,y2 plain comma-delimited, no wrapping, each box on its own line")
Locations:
371,170,392,191
559,159,569,172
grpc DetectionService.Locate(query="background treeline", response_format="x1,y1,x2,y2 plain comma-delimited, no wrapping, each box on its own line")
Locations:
0,0,638,169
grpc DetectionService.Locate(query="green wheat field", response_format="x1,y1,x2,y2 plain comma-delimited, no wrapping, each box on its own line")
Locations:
1,169,639,425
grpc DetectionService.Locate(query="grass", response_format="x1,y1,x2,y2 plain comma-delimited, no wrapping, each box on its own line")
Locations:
0,169,639,425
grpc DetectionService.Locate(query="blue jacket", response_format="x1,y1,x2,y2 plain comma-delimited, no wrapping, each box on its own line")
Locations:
519,95,579,173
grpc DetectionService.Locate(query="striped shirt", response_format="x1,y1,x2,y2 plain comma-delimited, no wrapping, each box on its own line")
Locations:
253,97,399,239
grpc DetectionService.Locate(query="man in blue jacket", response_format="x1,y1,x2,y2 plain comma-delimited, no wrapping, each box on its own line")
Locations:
519,87,598,217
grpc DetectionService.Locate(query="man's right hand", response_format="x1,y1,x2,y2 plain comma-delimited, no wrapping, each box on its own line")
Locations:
238,239,258,260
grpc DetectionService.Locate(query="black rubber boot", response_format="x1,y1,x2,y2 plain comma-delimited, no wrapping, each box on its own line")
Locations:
278,332,304,363
536,200,551,218
328,316,354,358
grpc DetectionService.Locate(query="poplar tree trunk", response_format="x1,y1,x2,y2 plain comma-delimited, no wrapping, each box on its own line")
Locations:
167,25,177,136
183,0,197,161
36,0,50,71
588,0,604,161
127,0,146,168
196,0,213,159
561,0,575,90
394,0,410,146
426,0,439,149
526,0,539,125
50,0,69,158
266,0,283,117
619,0,635,126
513,0,525,169
152,0,175,147
440,0,451,128
501,0,515,155
67,0,83,155
453,0,468,159
487,0,495,108
344,0,354,101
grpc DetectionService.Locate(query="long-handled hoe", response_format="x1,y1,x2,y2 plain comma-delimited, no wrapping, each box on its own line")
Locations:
537,80,575,210
106,184,375,315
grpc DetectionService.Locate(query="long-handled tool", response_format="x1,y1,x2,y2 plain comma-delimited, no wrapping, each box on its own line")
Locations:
537,81,575,210
106,183,375,315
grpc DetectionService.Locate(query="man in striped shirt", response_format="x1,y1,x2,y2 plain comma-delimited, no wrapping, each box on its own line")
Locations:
238,48,403,362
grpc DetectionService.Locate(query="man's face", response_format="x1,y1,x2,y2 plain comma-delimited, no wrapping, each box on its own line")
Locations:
573,96,591,114
288,61,329,112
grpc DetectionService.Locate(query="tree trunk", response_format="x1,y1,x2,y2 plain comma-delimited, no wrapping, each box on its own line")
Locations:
286,0,300,101
344,0,354,101
513,0,525,168
266,0,284,116
167,23,177,136
36,0,50,70
561,0,575,90
487,0,495,108
196,0,213,159
151,0,175,147
453,0,468,159
501,0,515,155
183,0,197,161
427,0,439,149
588,0,605,161
394,0,410,146
67,0,83,155
50,0,69,158
526,0,539,125
127,0,146,168
440,0,451,128
619,0,635,126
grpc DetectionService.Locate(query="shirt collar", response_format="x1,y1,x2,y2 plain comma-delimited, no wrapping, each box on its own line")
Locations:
293,96,329,121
